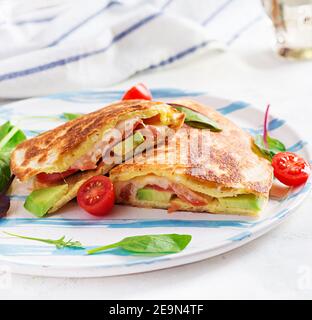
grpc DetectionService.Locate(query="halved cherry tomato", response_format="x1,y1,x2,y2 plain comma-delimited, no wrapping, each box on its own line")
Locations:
36,169,78,184
122,83,152,101
272,152,311,187
77,176,115,216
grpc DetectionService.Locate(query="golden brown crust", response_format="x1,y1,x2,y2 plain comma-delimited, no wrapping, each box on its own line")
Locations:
11,100,184,181
110,99,273,195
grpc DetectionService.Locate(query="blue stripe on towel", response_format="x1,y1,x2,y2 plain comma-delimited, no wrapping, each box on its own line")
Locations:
15,16,56,26
146,41,210,70
47,1,120,47
202,0,235,25
227,14,263,45
0,10,164,82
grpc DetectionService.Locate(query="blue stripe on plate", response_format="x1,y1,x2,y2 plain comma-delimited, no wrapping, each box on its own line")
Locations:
217,101,249,115
287,140,308,152
245,118,286,135
47,1,120,47
287,182,311,200
22,129,45,137
43,88,204,102
202,0,235,25
0,244,175,260
0,218,256,228
0,9,163,82
9,195,28,201
228,230,252,242
0,244,132,256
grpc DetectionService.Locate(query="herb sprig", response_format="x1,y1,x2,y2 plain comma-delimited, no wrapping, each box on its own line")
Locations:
4,232,84,249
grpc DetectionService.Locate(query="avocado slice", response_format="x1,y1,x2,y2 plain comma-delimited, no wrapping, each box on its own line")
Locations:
113,132,145,157
137,188,172,203
218,194,265,212
24,184,68,217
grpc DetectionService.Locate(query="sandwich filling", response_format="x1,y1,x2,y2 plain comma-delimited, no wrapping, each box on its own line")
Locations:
113,175,266,216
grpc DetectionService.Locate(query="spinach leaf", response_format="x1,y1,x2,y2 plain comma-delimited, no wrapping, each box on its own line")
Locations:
0,121,13,140
0,121,26,217
0,156,11,193
170,104,222,132
254,134,286,160
87,234,192,255
62,113,83,121
0,122,26,154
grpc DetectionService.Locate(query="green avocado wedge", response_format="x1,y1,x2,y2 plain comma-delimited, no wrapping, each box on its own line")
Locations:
218,194,265,213
24,184,69,217
137,188,173,203
113,132,145,157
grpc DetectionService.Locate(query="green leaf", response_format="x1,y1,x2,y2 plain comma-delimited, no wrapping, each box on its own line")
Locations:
3,232,84,249
170,104,222,132
254,134,286,160
0,121,13,141
0,130,26,154
0,156,11,193
0,121,26,194
87,234,192,255
0,121,26,153
62,113,83,121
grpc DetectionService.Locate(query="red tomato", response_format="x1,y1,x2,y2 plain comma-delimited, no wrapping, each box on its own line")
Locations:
77,176,115,216
122,83,152,100
36,169,78,184
272,152,311,187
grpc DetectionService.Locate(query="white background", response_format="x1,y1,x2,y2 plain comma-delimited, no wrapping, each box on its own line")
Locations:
0,2,312,299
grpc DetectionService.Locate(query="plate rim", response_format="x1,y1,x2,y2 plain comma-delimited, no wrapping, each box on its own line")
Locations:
0,89,310,277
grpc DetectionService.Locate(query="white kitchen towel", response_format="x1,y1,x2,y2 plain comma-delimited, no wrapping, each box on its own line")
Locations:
0,0,265,98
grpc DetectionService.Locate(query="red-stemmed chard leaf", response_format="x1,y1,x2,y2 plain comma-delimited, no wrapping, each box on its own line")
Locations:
263,104,270,148
254,104,286,161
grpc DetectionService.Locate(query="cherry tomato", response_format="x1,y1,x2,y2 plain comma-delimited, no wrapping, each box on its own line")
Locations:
272,152,311,187
122,83,152,100
37,169,78,184
77,176,115,216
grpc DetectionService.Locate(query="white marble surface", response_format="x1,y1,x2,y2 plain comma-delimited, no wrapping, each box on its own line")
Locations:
0,14,312,300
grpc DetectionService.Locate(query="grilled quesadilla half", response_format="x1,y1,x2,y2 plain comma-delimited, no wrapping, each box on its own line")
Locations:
110,99,273,216
11,100,184,214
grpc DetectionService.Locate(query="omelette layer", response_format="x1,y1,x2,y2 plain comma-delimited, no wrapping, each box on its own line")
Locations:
110,99,273,216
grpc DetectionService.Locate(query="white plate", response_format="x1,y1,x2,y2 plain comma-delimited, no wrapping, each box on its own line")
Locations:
0,88,310,277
